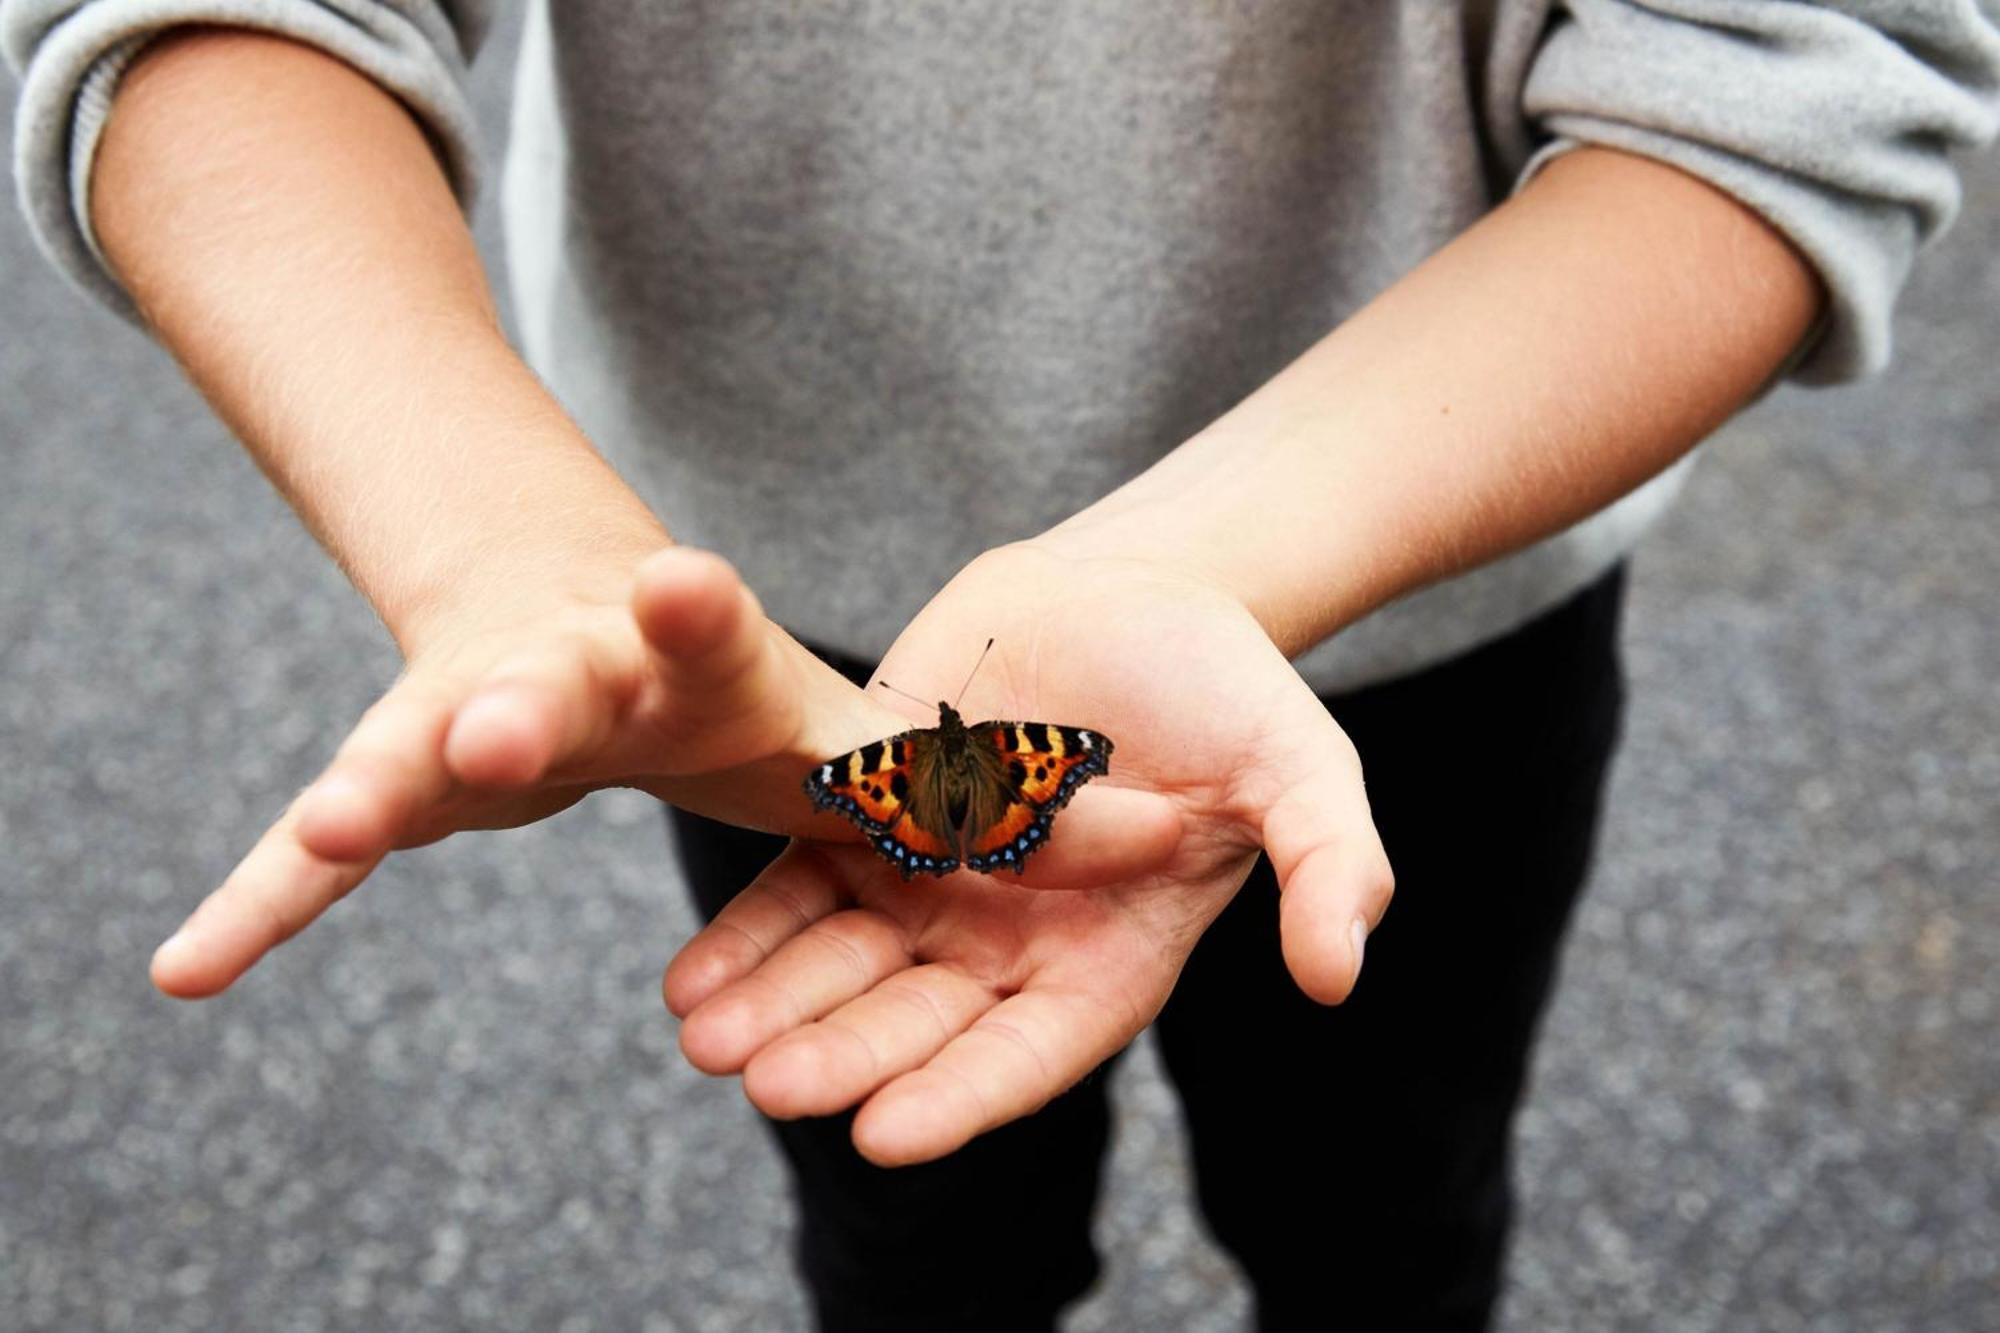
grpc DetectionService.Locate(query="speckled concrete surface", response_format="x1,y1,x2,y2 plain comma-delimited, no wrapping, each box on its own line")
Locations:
3,20,1996,1333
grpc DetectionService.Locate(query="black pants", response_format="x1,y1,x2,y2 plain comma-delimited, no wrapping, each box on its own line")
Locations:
669,565,1628,1333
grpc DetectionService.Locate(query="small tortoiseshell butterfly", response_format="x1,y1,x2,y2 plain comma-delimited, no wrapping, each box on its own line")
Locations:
803,642,1113,879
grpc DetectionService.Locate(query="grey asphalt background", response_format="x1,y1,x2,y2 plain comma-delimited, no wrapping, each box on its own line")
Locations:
3,13,1997,1332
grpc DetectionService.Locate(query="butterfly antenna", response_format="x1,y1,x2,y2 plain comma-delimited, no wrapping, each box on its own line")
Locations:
875,679,933,710
953,638,997,710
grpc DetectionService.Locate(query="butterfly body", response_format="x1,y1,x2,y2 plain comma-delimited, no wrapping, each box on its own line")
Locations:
804,703,1113,879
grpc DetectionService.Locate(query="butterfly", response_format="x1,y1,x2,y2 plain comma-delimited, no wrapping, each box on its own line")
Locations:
802,642,1114,879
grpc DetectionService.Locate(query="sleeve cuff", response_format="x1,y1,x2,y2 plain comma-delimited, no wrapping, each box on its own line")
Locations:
1514,1,2000,388
7,1,481,329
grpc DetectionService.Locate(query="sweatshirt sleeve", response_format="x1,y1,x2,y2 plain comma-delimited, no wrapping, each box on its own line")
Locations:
3,0,491,327
1516,0,2000,386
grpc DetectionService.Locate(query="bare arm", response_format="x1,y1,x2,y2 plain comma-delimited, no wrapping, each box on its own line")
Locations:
1043,146,1824,654
92,26,667,652
95,29,908,998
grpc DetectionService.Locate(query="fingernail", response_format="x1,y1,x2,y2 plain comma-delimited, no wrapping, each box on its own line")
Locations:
1349,918,1368,985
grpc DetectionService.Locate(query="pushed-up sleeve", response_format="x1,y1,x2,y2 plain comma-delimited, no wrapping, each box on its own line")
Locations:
1518,0,2000,385
3,0,490,326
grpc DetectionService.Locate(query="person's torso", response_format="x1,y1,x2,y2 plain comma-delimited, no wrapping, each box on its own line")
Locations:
500,0,1685,689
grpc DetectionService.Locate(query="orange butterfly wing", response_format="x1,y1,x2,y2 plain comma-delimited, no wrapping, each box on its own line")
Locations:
961,722,1114,873
802,731,960,878
804,719,1114,878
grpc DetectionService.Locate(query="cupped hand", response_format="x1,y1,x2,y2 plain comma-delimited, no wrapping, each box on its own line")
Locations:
149,546,893,998
663,542,1393,1165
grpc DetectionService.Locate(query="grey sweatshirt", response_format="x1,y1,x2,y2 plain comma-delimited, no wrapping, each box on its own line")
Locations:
9,1,2000,690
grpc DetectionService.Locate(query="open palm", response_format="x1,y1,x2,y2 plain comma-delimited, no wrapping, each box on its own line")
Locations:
664,542,1394,1165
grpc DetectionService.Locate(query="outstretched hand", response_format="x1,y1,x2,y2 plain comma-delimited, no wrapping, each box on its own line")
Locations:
150,546,892,998
664,542,1393,1165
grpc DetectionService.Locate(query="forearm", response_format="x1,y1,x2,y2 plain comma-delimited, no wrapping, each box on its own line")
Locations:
1044,146,1824,656
92,27,668,655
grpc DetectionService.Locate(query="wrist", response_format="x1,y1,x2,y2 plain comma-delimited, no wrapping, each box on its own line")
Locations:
388,528,672,662
233,319,674,660
353,346,672,655
1034,424,1388,658
384,490,673,662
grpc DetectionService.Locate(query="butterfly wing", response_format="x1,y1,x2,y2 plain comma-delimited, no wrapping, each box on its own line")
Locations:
802,730,961,878
959,721,1114,874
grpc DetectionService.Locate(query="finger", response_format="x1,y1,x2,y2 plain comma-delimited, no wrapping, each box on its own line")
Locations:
741,964,996,1119
150,803,380,999
632,547,801,771
1259,726,1394,1006
679,909,913,1076
291,680,457,865
991,785,1181,891
661,842,845,1018
160,667,502,997
851,983,1138,1166
634,546,772,702
442,637,623,788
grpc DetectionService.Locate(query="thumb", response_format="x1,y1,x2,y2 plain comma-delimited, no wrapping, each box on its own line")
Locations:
629,546,804,774
1257,714,1394,1005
